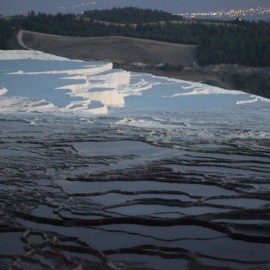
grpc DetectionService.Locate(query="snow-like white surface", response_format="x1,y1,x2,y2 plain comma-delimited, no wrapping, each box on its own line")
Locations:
79,90,125,108
0,96,56,112
0,87,8,96
0,49,72,61
119,79,159,97
89,71,130,88
0,50,269,116
170,85,243,96
236,95,270,105
9,63,113,76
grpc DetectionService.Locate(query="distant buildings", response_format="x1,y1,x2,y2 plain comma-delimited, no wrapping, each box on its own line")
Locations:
177,7,270,20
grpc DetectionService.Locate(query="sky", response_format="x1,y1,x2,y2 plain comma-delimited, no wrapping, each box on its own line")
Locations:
1,0,270,16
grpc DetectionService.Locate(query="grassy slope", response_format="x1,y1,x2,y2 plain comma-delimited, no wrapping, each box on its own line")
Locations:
21,30,197,67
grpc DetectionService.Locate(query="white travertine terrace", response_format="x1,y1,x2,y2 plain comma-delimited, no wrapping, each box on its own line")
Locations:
0,49,71,61
0,50,269,115
0,87,8,96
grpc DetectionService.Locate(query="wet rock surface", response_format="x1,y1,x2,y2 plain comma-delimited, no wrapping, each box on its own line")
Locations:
0,113,269,270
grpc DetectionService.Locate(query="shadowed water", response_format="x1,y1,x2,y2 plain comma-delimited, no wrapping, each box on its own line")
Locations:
0,112,269,270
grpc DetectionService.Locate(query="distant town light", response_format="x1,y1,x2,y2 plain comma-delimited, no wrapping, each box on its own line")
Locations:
176,7,270,19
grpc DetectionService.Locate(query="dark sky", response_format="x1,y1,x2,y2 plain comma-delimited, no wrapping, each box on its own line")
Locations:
1,0,270,16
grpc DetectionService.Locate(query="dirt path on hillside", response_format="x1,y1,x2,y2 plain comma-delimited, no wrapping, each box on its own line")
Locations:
17,30,31,50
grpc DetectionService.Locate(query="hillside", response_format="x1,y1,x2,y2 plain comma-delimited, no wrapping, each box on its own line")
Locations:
19,30,197,67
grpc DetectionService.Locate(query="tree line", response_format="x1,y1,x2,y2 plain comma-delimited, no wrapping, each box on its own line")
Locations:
0,19,13,49
83,7,184,24
0,9,269,67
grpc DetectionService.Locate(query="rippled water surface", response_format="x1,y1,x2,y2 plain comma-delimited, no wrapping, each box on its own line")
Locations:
0,52,270,270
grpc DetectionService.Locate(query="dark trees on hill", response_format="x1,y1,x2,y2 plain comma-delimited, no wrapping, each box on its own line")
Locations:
83,7,183,24
0,19,12,49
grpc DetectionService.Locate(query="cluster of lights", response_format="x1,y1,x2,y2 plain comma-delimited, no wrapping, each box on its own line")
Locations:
178,7,270,19
58,1,97,10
